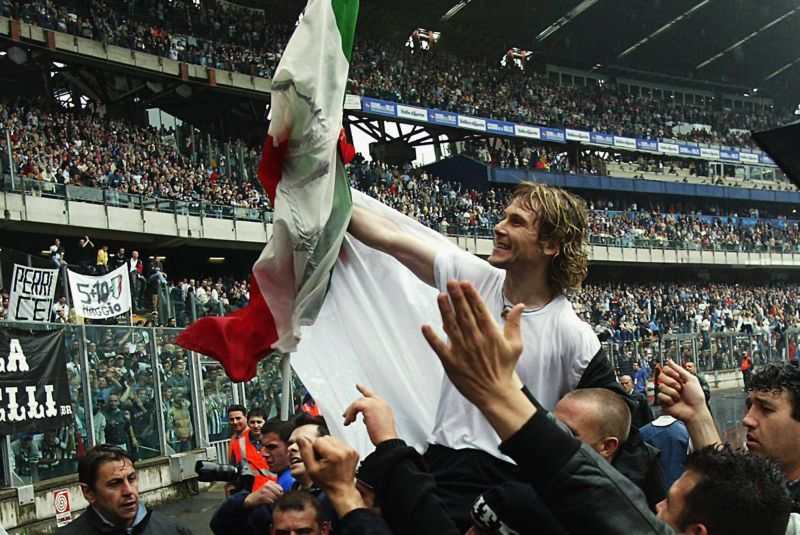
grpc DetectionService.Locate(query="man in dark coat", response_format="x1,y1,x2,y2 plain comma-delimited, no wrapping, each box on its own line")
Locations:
57,444,193,534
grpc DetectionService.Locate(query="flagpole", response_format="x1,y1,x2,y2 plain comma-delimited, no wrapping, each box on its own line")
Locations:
280,353,291,421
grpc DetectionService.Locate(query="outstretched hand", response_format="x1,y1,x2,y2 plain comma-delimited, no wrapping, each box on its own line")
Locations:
422,280,524,406
342,384,398,446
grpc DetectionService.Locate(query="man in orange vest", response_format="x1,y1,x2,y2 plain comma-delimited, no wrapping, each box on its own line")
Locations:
741,354,753,389
226,404,248,466
228,408,275,493
651,359,663,406
301,394,320,417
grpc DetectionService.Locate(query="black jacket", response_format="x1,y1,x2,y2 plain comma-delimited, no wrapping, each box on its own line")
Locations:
367,411,675,534
56,506,194,535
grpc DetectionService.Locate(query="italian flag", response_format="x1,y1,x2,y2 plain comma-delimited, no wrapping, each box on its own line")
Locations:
178,0,359,381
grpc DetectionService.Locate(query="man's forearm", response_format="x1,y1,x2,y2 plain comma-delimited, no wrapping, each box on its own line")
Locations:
348,205,436,286
476,388,537,441
686,411,721,449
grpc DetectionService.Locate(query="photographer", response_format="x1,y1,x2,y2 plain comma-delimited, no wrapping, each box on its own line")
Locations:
209,414,339,535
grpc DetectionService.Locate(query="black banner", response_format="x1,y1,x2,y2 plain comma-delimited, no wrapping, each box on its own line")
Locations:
0,327,72,434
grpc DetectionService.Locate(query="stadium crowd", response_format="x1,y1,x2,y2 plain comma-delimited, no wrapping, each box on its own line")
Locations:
5,0,797,149
4,98,798,253
0,99,269,209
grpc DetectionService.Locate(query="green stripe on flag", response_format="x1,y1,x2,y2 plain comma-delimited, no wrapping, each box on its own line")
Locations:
300,159,353,287
331,0,359,62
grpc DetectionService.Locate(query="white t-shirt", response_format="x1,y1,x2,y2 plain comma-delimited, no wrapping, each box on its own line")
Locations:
429,249,600,462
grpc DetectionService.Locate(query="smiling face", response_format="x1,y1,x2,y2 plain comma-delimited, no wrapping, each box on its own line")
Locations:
489,199,557,273
81,459,139,528
743,389,800,480
228,410,246,434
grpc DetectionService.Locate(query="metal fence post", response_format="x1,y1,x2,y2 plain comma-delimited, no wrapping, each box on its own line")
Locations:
280,354,291,422
79,325,96,447
149,330,169,456
188,349,207,449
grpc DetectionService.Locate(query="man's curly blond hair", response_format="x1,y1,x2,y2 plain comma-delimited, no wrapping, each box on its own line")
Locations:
511,182,589,294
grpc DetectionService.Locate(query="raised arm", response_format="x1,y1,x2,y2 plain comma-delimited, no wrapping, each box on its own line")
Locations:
348,205,437,287
657,360,721,449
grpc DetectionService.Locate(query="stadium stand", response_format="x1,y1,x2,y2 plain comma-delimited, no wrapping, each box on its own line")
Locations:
1,1,800,532
6,0,797,149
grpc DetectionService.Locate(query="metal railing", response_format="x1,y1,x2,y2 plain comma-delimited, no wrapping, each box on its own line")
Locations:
2,176,273,224
0,320,308,489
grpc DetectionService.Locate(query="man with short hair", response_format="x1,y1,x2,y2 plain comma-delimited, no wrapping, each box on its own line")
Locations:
262,420,296,492
553,389,630,463
227,405,248,466
553,388,666,510
745,361,800,509
287,414,331,493
104,394,137,452
271,491,329,535
684,360,711,403
620,373,654,428
632,361,649,394
57,444,193,533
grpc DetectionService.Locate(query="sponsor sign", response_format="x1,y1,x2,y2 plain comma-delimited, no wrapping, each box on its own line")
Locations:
637,139,659,152
739,152,760,164
457,115,486,131
486,120,515,136
613,136,637,150
515,125,541,139
428,110,458,126
565,129,590,142
361,98,396,117
700,147,720,160
719,149,740,162
54,489,72,527
660,142,680,155
679,144,701,157
590,132,615,145
541,128,566,143
396,104,428,122
343,94,362,110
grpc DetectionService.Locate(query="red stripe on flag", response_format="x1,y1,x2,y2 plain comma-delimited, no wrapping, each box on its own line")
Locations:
257,134,287,205
176,275,278,382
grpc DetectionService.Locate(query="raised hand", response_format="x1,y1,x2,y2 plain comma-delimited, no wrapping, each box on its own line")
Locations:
243,480,283,509
421,280,524,406
342,384,398,446
658,359,721,448
297,435,365,517
657,359,708,424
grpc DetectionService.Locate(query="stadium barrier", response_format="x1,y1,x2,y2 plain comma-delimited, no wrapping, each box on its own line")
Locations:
0,319,306,532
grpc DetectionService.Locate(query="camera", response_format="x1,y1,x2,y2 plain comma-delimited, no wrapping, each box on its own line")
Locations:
195,460,257,493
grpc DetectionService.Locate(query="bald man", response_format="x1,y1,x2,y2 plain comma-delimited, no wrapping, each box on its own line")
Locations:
620,374,654,428
554,388,666,511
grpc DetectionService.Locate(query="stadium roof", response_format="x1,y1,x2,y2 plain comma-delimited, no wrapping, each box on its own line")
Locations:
260,0,800,103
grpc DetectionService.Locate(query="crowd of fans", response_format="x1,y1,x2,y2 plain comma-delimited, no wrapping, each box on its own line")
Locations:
0,99,269,209
348,160,800,252
5,0,293,78
5,0,797,149
10,324,201,483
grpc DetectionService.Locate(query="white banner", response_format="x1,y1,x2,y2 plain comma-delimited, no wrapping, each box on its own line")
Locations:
68,265,131,319
9,265,59,322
